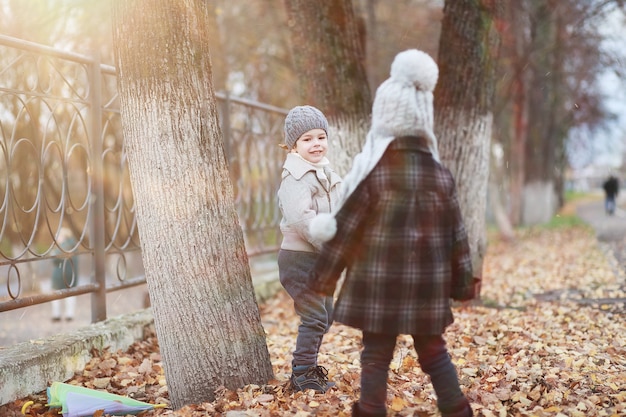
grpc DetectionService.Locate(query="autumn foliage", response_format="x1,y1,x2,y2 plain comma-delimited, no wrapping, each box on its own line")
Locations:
4,225,625,417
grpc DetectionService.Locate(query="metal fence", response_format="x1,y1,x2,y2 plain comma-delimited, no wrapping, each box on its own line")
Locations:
0,35,286,323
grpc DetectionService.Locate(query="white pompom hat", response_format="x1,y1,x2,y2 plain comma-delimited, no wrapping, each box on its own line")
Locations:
309,49,440,242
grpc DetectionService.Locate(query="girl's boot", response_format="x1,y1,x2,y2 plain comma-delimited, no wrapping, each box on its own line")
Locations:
352,403,386,417
440,399,473,417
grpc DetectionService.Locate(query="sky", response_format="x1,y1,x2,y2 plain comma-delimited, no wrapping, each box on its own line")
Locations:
587,7,626,169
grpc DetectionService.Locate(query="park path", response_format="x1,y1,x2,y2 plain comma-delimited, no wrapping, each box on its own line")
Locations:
576,194,626,272
576,194,626,242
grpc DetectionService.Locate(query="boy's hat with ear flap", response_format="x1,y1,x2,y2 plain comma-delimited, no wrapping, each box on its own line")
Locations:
283,105,329,150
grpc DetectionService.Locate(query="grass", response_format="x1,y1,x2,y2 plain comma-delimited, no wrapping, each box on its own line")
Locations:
542,212,588,229
541,190,598,230
486,191,597,240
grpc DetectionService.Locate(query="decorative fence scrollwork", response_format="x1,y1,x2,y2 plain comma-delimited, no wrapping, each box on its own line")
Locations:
0,35,286,323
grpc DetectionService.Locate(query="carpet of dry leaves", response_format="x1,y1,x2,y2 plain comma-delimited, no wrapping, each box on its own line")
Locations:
5,224,626,417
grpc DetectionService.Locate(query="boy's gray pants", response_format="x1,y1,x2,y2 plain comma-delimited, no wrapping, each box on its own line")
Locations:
278,249,333,368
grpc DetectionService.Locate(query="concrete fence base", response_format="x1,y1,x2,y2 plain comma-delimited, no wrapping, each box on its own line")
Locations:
0,261,281,406
0,309,154,405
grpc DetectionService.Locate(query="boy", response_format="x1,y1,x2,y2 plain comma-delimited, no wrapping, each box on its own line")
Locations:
277,105,342,393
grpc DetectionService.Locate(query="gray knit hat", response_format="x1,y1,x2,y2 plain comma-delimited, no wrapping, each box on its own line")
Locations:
283,105,329,149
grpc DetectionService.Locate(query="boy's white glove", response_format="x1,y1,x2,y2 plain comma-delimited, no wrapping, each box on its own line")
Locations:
309,213,337,243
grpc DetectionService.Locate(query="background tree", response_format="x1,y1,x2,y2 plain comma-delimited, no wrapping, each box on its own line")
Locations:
435,0,502,286
523,0,622,223
492,0,626,227
357,0,442,93
283,0,372,173
491,1,529,230
111,0,273,409
523,0,562,224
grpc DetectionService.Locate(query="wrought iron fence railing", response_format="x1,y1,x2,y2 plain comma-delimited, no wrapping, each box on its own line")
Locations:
0,35,286,324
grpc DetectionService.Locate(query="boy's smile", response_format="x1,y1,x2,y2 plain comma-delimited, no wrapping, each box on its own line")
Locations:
293,128,328,164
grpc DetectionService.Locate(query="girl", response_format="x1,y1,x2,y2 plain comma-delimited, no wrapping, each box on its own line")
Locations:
308,50,476,416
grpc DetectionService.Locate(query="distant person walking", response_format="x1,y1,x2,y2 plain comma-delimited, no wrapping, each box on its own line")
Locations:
602,174,619,215
50,227,79,322
308,50,477,417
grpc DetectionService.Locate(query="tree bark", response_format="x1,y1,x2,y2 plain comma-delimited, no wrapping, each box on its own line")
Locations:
205,0,228,93
111,0,273,409
523,0,559,224
489,150,516,242
435,0,502,289
506,0,529,227
283,0,372,174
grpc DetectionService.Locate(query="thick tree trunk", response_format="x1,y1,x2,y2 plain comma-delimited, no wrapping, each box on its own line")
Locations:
283,0,372,174
111,0,273,409
435,0,501,288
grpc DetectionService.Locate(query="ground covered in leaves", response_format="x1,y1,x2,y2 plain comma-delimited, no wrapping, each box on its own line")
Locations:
6,225,626,416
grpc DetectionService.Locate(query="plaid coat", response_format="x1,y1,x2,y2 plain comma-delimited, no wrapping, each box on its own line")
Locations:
309,136,474,335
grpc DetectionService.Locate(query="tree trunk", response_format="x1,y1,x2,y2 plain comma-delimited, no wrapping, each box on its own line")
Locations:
489,151,516,242
206,0,228,93
283,0,372,174
435,0,502,289
522,0,564,225
506,0,529,227
111,0,273,409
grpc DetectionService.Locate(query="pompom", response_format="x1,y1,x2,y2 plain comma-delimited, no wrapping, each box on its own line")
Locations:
389,49,438,92
309,213,337,243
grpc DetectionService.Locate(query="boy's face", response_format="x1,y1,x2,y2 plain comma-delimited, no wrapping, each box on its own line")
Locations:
292,128,328,164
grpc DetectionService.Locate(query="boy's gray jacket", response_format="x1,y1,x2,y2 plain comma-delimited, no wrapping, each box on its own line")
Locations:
309,136,474,335
278,153,342,252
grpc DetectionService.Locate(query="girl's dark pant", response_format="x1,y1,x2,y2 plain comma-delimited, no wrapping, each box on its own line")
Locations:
359,332,470,417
